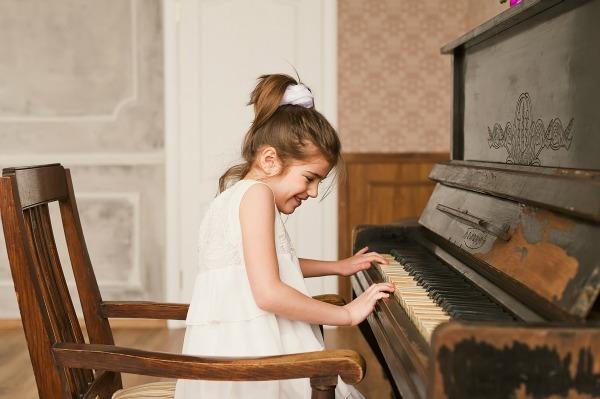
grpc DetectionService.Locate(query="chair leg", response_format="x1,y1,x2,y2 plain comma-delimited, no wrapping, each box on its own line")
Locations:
310,376,337,399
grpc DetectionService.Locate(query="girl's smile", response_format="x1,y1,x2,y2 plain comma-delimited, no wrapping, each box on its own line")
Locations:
272,155,331,214
244,144,333,215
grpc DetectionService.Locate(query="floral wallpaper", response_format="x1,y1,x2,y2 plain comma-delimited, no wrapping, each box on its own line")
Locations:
338,0,506,153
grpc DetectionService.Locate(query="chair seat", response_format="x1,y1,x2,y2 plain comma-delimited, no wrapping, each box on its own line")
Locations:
112,381,176,399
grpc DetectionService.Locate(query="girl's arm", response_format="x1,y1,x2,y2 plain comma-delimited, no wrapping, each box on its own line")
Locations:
299,248,388,278
298,258,339,277
240,184,393,326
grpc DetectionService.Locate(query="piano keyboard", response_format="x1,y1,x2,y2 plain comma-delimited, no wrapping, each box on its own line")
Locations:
378,254,450,341
376,246,515,342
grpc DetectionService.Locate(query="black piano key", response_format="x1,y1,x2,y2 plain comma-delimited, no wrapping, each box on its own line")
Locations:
389,245,517,323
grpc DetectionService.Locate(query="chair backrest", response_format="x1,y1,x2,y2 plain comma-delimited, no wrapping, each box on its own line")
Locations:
0,164,122,399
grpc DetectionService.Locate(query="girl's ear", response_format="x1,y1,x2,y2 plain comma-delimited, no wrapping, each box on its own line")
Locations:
257,146,282,176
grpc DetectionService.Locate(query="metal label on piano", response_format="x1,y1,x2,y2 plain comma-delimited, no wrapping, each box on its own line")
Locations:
462,228,488,250
352,1,600,398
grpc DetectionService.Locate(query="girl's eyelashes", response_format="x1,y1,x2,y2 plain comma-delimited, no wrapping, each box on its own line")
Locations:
305,175,314,183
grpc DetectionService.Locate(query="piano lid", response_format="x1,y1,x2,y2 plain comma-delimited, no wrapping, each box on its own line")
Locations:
444,0,600,170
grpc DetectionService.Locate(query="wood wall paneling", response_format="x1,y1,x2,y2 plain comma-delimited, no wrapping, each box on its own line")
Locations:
338,153,449,300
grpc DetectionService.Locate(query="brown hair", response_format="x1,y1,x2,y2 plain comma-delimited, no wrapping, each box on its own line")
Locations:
218,74,343,193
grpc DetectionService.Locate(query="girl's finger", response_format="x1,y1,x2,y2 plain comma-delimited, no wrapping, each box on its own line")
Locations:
369,254,388,263
368,283,391,299
377,283,395,292
375,292,390,301
374,254,388,263
367,256,387,264
355,247,369,256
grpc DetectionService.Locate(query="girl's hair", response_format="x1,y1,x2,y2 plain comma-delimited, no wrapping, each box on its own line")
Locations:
218,74,342,193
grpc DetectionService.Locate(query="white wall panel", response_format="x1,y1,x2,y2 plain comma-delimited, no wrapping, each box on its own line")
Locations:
0,0,165,318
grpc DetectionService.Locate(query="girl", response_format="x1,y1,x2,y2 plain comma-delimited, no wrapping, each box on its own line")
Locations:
175,74,394,399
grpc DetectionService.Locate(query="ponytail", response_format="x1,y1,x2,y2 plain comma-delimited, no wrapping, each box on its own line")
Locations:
249,74,297,133
218,74,341,193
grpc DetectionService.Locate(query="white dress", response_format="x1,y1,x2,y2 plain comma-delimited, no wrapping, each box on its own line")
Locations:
175,179,364,399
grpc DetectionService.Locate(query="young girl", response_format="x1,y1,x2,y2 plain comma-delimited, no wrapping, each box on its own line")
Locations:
175,74,394,399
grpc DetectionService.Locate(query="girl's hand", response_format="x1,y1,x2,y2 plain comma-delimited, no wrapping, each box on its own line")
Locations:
343,283,395,326
337,246,389,277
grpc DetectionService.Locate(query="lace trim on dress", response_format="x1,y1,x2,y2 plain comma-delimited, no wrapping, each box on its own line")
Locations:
275,214,296,258
187,179,301,324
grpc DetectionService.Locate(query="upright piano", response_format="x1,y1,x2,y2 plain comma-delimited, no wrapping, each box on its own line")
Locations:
351,1,600,398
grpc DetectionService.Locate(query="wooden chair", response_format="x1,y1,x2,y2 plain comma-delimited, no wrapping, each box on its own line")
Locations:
0,164,365,399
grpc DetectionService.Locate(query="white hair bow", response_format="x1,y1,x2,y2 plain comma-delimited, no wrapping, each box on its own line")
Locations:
280,83,314,108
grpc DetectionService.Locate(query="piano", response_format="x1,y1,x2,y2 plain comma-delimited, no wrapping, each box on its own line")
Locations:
351,1,600,398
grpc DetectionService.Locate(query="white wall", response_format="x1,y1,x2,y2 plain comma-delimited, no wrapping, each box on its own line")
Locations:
0,0,165,318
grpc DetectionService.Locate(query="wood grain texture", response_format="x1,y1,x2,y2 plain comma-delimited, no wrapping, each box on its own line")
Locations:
2,164,67,209
53,343,365,383
23,205,94,395
101,301,189,320
1,325,391,399
60,169,117,349
338,153,448,300
0,177,64,399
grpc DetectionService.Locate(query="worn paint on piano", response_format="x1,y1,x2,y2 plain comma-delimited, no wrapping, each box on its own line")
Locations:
431,323,600,399
420,183,600,319
475,208,578,304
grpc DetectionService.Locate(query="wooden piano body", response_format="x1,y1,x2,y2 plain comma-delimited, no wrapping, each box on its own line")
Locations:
351,1,600,398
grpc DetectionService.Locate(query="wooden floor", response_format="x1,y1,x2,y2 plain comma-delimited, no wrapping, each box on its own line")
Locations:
0,325,392,398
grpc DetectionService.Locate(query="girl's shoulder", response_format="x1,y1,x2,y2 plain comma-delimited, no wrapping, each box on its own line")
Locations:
229,179,274,202
215,179,274,215
239,180,276,215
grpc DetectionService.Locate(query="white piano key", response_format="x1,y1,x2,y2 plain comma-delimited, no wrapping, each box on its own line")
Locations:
375,255,450,342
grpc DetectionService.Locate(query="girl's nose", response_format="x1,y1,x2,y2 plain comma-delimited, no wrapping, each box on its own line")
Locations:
307,186,318,198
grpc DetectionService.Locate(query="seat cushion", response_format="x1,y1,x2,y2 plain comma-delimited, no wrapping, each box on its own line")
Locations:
112,381,176,399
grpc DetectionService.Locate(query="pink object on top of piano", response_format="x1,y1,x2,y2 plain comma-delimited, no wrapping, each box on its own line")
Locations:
510,0,523,6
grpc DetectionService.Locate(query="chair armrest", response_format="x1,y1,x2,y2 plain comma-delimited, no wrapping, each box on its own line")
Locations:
52,342,365,384
100,301,189,320
101,296,345,321
313,294,346,306
100,297,347,384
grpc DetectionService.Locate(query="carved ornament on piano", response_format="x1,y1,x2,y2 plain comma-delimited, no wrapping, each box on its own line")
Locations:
487,93,575,166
